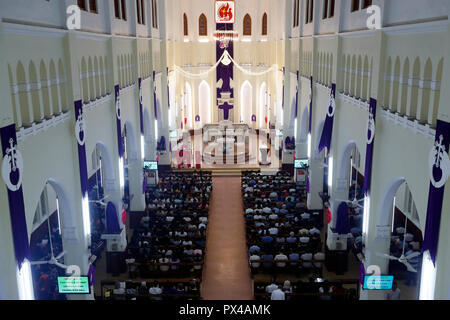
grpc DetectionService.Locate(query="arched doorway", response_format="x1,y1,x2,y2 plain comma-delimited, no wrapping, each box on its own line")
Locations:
185,82,193,129
307,120,326,210
375,179,424,300
143,108,155,160
30,179,80,300
240,81,252,124
330,141,364,228
259,82,267,129
198,80,211,127
123,121,145,212
92,142,123,231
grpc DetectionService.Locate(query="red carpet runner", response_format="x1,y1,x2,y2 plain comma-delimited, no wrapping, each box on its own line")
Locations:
201,177,253,300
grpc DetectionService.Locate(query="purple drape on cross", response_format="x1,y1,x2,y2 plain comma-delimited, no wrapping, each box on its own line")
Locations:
335,202,350,235
106,202,121,234
422,120,450,265
0,124,30,270
318,83,336,154
216,23,234,120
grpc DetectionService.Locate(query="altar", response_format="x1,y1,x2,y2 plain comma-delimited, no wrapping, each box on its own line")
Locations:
203,121,250,144
201,121,252,165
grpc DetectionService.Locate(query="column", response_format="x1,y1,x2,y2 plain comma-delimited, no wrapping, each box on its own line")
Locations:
307,157,324,210
427,80,439,125
24,81,34,125
11,83,22,128
405,77,413,117
36,81,45,121
389,74,396,112
128,160,145,212
397,74,403,114
416,77,424,121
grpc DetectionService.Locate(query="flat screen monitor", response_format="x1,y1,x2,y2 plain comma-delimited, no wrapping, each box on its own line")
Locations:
144,161,158,171
363,275,394,290
57,276,91,294
294,159,309,169
170,130,178,139
276,129,283,137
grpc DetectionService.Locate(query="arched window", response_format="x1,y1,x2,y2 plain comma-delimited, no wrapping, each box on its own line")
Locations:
199,14,207,36
262,13,267,36
183,13,188,36
243,14,252,36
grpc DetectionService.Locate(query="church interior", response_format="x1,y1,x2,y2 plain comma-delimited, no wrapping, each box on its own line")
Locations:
0,0,450,302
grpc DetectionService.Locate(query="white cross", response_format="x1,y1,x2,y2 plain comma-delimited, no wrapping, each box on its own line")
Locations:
6,138,17,171
434,135,446,168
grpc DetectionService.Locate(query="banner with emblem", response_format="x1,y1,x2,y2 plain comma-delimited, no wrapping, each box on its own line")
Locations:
423,119,450,265
216,20,234,121
282,67,285,110
139,78,144,137
74,100,89,198
153,71,158,121
362,98,377,196
115,85,124,159
318,83,337,155
1,124,30,270
215,1,235,24
308,76,313,134
295,71,299,118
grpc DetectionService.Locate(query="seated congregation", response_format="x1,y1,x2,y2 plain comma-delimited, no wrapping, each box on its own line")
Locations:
242,170,333,299
106,171,212,300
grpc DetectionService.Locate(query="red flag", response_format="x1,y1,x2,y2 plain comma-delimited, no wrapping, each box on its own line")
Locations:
326,208,332,224
122,210,127,225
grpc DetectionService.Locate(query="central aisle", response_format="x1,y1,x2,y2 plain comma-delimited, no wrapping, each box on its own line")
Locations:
201,177,253,300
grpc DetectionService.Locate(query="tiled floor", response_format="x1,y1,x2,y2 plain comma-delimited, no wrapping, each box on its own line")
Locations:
201,177,254,300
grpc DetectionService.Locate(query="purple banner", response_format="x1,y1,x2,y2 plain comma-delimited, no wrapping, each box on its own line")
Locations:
115,85,124,159
335,202,350,235
362,98,377,196
0,124,30,270
308,76,313,134
153,71,158,120
295,71,299,118
318,83,336,154
88,264,96,286
167,67,170,109
74,100,89,196
282,67,285,109
106,202,121,234
422,119,450,265
216,23,234,121
138,78,144,136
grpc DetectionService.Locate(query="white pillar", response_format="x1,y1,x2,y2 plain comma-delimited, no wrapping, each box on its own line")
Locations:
405,77,413,117
36,81,45,121
307,157,324,210
11,83,22,128
55,77,63,114
128,161,146,212
427,80,439,125
416,78,424,121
